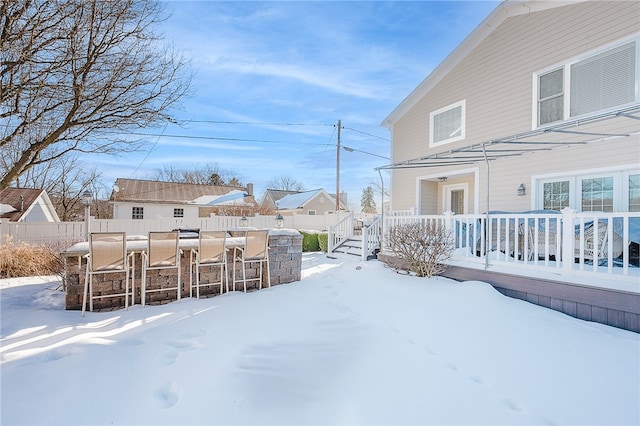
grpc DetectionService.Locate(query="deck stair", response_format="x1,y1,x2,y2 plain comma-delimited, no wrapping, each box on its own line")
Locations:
333,235,363,257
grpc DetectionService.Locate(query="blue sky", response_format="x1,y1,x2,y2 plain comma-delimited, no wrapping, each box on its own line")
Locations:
95,1,499,207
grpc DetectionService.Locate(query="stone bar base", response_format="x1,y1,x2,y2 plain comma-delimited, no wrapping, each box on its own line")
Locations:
65,231,302,311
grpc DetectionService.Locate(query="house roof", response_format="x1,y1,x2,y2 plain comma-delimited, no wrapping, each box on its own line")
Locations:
0,187,59,222
276,189,333,210
264,189,300,203
382,0,588,128
110,178,258,207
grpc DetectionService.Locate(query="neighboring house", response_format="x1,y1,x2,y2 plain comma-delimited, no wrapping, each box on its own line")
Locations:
266,188,347,215
110,178,259,219
381,1,640,215
0,187,60,222
261,189,299,212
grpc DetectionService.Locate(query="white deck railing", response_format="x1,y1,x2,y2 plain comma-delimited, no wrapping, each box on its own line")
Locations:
327,212,354,254
383,209,640,285
361,215,382,261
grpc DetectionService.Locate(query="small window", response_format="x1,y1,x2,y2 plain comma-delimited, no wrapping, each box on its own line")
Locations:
629,174,640,212
174,208,184,218
132,207,144,220
581,177,614,212
543,181,570,210
538,69,564,126
430,100,465,146
307,210,316,215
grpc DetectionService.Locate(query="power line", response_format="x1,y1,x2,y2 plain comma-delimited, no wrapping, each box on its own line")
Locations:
126,132,296,144
179,120,334,127
342,127,390,141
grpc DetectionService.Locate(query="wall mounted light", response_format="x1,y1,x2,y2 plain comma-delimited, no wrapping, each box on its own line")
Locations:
239,215,248,227
517,183,526,196
275,214,284,229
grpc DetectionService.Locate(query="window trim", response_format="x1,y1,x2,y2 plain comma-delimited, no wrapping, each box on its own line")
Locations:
532,34,639,129
534,165,638,212
132,206,144,220
442,183,469,214
429,99,466,147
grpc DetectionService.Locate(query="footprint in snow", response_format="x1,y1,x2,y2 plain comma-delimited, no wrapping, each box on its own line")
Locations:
155,381,180,408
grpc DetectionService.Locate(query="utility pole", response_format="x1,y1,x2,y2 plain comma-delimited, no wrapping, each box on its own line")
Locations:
336,119,341,211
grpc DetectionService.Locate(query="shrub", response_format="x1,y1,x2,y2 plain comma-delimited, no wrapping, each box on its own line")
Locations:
300,231,320,252
386,222,453,278
317,232,328,253
0,236,64,278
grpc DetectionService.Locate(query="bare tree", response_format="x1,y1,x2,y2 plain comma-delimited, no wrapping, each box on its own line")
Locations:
17,154,105,220
266,175,306,191
0,0,191,191
149,163,244,187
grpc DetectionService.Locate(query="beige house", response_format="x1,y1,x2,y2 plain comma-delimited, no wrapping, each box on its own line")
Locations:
110,178,259,219
382,1,639,215
265,189,347,216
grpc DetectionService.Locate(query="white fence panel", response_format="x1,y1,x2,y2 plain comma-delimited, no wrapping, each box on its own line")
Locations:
1,212,351,247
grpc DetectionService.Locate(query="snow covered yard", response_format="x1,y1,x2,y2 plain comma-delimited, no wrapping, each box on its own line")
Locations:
1,252,638,425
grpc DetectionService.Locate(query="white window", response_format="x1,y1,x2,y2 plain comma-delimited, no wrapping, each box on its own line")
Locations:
627,174,640,212
536,168,639,212
581,177,614,212
538,69,564,126
534,37,638,128
173,208,184,218
543,180,570,210
430,100,466,146
132,206,143,220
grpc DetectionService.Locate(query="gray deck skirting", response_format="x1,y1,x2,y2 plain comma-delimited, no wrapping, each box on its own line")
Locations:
440,266,640,333
377,254,639,333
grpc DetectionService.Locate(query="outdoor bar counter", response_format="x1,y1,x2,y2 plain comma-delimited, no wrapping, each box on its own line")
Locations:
62,229,303,311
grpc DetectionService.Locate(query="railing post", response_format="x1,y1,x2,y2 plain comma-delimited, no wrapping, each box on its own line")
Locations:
361,224,369,261
443,210,454,236
328,224,335,253
561,207,575,277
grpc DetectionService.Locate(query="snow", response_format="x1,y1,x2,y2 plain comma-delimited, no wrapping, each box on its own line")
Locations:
1,253,639,425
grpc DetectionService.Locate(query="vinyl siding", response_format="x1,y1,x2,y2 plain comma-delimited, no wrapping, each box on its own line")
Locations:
390,1,640,211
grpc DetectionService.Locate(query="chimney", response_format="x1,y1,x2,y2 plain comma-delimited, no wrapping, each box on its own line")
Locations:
19,195,24,211
246,183,254,197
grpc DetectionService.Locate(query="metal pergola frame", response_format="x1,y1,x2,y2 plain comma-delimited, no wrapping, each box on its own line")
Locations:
377,105,640,172
376,104,640,268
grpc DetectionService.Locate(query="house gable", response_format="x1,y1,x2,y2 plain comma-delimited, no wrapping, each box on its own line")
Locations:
0,188,60,222
383,0,640,214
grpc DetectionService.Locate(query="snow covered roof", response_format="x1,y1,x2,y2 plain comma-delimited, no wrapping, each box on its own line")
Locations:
276,189,327,210
192,190,254,206
110,178,258,207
